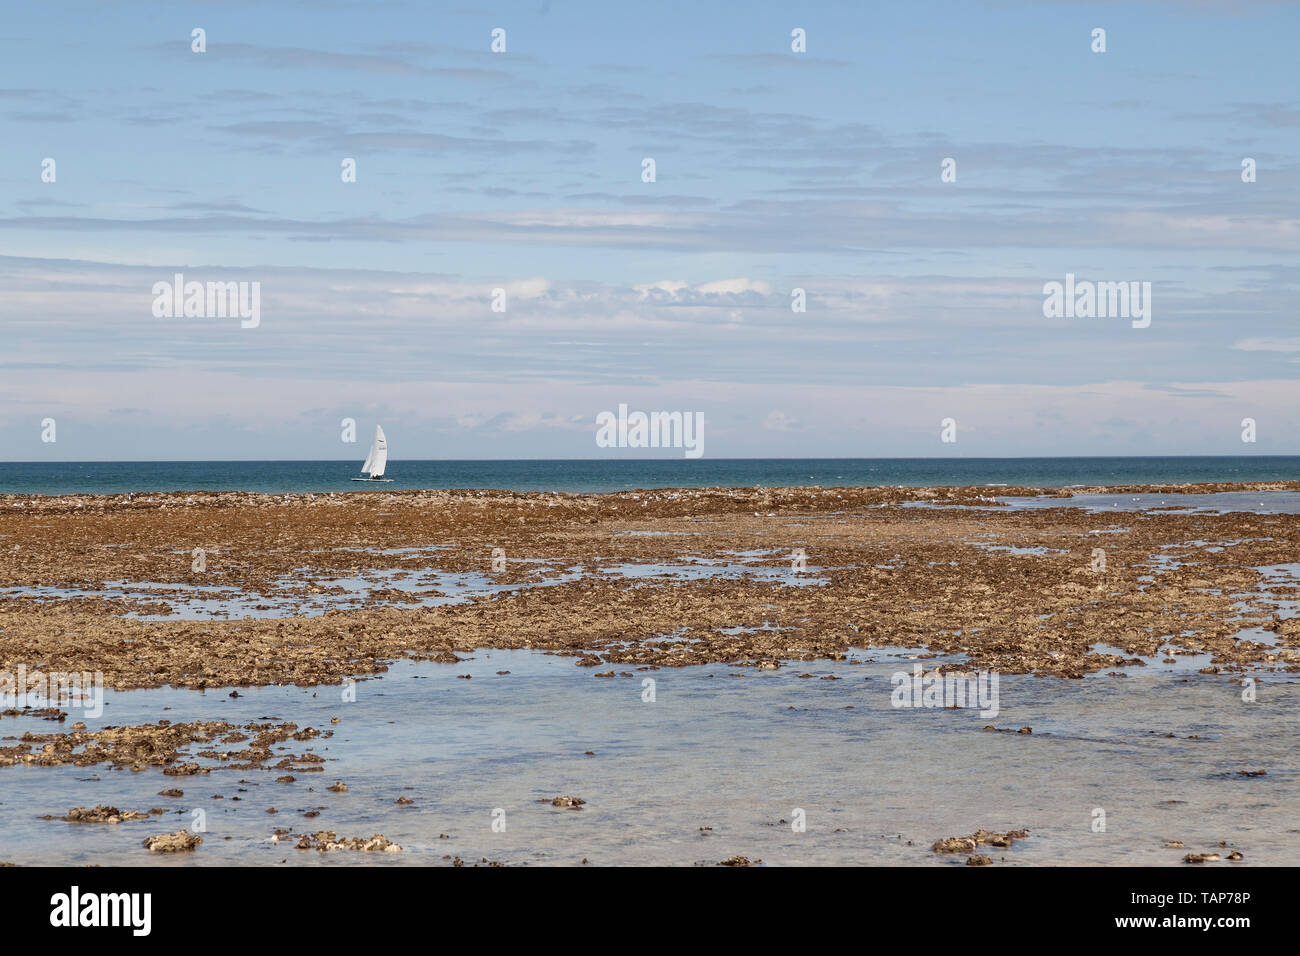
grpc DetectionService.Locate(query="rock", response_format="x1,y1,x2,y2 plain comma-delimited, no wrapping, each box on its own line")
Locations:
362,834,402,853
933,828,1028,854
142,830,202,852
932,836,978,854
293,830,402,852
53,805,151,824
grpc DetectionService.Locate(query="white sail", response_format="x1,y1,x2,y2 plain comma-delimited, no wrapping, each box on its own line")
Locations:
369,425,388,478
352,425,392,481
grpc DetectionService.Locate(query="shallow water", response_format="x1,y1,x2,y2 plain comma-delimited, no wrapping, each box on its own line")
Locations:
1,647,1295,866
0,570,524,620
893,490,1300,515
0,554,828,621
1000,491,1300,515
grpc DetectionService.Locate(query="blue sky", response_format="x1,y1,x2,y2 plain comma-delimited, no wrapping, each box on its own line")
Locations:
2,0,1298,460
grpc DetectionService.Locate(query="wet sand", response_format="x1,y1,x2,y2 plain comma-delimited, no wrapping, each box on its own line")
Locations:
1,482,1298,865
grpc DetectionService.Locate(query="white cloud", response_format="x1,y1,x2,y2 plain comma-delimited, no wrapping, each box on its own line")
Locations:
1231,337,1300,352
763,410,799,431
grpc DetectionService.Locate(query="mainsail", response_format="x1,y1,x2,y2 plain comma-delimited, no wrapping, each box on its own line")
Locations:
361,425,388,478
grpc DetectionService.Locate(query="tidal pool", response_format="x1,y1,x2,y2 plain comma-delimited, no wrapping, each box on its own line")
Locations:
1,647,1295,866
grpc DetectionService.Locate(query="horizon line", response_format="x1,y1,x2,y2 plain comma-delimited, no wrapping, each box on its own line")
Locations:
2,455,1299,465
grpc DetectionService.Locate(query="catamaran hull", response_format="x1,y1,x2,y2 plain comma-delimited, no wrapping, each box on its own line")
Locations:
350,477,393,482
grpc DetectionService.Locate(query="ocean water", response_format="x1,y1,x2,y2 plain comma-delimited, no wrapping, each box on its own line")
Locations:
2,648,1295,866
1,457,1297,496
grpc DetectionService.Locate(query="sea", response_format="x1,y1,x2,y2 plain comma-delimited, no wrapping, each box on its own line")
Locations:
0,456,1297,496
3,647,1297,866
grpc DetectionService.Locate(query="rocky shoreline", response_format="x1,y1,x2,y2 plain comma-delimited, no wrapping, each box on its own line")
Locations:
1,482,1297,690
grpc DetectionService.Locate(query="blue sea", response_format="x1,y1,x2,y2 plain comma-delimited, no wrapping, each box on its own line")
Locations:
0,456,1296,496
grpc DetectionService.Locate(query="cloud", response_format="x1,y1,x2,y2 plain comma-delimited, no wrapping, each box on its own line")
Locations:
763,410,799,431
152,42,515,83
4,197,1298,257
6,373,1297,459
634,278,773,300
707,53,852,70
1232,337,1300,352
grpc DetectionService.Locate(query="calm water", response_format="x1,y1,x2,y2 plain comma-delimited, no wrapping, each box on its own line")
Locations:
1,457,1297,495
1,648,1295,867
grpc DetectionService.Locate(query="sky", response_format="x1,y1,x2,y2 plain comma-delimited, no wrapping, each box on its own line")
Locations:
1,0,1298,461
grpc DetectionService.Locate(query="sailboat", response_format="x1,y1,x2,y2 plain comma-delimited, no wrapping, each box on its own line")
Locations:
351,425,393,482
